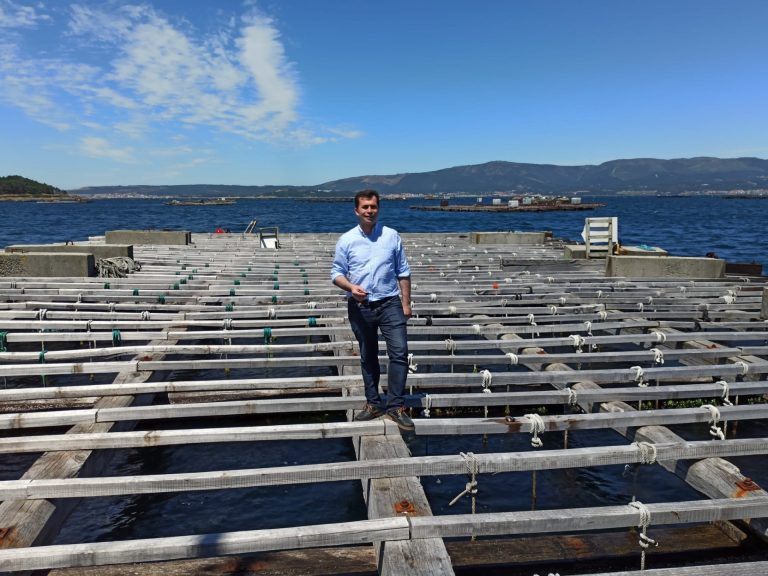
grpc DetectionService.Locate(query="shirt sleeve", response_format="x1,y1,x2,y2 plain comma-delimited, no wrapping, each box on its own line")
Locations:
330,237,348,283
394,234,411,278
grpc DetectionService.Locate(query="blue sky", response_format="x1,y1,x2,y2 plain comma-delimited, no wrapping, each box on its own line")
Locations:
1,0,766,189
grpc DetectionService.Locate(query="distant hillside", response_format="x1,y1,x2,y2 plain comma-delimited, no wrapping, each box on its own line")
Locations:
0,175,68,199
320,157,768,195
68,156,768,197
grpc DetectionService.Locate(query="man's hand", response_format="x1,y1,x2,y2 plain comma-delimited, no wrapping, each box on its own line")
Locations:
350,284,368,302
402,300,412,319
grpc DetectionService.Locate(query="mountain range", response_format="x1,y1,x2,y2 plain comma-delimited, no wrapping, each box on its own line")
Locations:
68,156,768,197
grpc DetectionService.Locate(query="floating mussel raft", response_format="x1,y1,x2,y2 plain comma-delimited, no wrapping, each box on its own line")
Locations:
0,230,768,575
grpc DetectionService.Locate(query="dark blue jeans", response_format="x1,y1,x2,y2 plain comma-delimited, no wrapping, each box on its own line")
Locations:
347,296,408,410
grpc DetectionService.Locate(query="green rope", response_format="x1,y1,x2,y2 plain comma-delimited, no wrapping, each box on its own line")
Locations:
39,349,46,385
112,329,122,346
248,266,252,272
303,278,308,285
293,260,299,266
304,288,310,296
188,274,194,280
273,282,279,290
307,316,317,327
270,274,278,282
175,271,180,275
192,268,198,273
103,282,110,289
274,264,280,270
263,327,272,344
180,278,187,284
0,331,7,352
230,288,236,296
271,295,278,304
173,283,180,290
133,288,139,296
181,264,187,270
225,303,234,312
240,272,246,278
234,280,240,285
158,294,166,304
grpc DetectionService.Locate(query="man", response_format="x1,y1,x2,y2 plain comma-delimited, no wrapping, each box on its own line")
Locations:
330,190,414,431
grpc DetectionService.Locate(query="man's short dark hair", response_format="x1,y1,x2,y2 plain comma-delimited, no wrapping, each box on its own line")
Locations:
355,189,380,207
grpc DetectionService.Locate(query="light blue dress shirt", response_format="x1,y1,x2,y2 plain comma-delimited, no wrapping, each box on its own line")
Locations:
331,223,411,301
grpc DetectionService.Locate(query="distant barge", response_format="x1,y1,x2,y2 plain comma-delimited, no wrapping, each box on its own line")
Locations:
166,198,236,206
411,201,605,212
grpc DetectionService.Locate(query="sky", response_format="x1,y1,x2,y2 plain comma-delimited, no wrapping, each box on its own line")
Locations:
1,1,767,190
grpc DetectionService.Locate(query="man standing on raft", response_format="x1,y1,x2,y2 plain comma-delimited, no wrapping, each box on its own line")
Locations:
331,189,414,431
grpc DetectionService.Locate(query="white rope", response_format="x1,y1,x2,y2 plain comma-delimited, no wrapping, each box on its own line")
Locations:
38,308,47,320
569,334,585,353
445,338,457,355
634,441,658,465
716,380,733,406
108,302,115,312
422,394,432,418
584,321,593,335
547,276,555,284
448,305,457,314
96,257,141,278
76,293,82,303
597,290,604,298
566,387,578,407
525,413,545,448
650,330,667,344
306,301,317,309
679,286,686,293
598,310,608,321
702,404,725,440
527,314,536,326
223,318,232,330
472,324,482,334
734,360,749,376
407,353,418,374
559,296,567,305
267,307,277,319
506,352,519,366
430,293,438,303
548,304,558,315
647,296,654,305
630,365,648,388
140,311,150,321
650,348,664,365
448,452,479,511
629,500,658,570
480,369,493,393
439,271,445,277
721,294,736,304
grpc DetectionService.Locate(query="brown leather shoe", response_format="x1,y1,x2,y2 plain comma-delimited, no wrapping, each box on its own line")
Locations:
354,404,384,421
386,407,415,431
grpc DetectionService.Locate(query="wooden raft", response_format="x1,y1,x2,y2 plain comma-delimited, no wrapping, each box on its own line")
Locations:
1,231,768,575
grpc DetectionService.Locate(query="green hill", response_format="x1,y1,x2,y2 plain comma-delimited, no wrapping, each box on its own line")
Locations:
0,175,68,200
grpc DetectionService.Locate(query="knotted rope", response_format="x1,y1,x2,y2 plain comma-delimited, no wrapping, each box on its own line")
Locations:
448,452,480,530
716,380,733,406
525,413,546,448
566,387,578,408
408,353,418,374
650,330,667,344
598,310,608,321
630,366,648,388
422,394,432,418
734,361,750,376
96,257,142,278
548,304,558,315
569,334,585,353
702,404,725,440
506,352,519,366
634,441,658,465
140,311,150,321
629,500,658,570
650,348,664,365
430,293,438,303
445,338,457,355
307,301,317,309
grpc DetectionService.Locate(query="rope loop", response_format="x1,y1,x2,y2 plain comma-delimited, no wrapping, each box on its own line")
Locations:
598,310,608,321
430,292,438,303
525,413,546,448
38,308,48,320
702,404,725,440
408,353,418,374
527,314,536,326
263,327,273,344
445,338,457,355
480,369,493,393
267,307,277,319
140,311,150,321
472,324,482,335
422,394,432,418
569,334,585,353
548,304,558,315
0,331,7,352
584,321,593,336
566,387,578,407
597,290,604,299
223,318,232,330
630,366,647,388
650,348,664,365
559,296,567,305
448,305,457,315
650,330,667,344
506,352,519,366
629,500,658,570
716,380,733,406
448,452,479,509
111,329,122,346
734,361,749,376
307,301,317,309
634,441,658,465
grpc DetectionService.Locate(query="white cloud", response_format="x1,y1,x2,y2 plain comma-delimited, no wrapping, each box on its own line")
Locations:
79,136,135,162
0,2,357,177
0,0,49,28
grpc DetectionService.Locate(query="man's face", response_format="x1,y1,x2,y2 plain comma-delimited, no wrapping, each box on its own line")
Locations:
355,196,379,226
